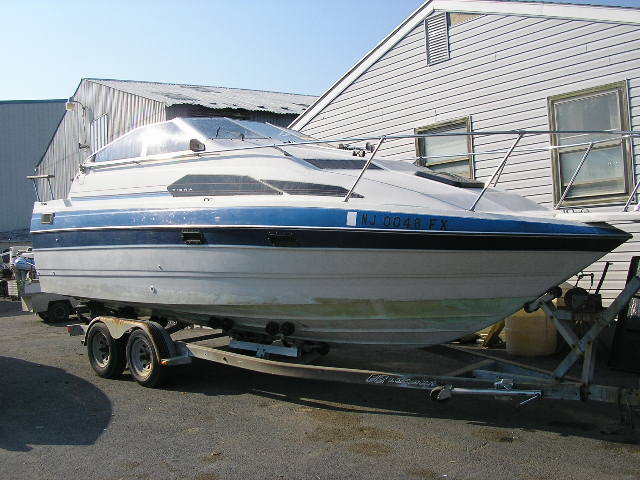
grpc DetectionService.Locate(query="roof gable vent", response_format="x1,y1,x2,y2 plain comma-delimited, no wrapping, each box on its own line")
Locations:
425,12,450,66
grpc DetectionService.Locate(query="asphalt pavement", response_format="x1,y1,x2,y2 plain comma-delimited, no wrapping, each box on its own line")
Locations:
1,299,639,480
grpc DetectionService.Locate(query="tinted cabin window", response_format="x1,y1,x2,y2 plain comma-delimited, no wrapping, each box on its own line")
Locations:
262,180,362,198
168,175,281,197
303,159,382,170
414,169,483,188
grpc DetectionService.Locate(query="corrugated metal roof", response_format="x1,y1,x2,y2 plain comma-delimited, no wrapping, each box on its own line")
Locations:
87,78,318,115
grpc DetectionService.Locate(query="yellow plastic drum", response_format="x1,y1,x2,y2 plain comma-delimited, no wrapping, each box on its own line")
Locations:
504,308,557,357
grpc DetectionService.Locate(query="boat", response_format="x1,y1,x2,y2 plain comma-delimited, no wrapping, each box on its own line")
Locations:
30,117,631,346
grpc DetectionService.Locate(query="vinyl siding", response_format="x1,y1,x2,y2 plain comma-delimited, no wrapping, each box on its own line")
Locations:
0,101,65,232
299,12,640,304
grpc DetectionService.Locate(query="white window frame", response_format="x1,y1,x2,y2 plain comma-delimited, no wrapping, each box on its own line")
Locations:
414,117,474,178
548,81,633,206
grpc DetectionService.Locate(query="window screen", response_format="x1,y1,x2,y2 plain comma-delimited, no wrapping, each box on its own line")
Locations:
415,118,473,178
549,83,632,205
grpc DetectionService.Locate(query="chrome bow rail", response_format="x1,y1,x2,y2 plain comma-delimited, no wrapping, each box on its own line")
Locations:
334,129,640,211
67,128,640,211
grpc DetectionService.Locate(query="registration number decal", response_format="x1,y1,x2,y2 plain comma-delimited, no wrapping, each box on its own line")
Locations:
355,212,448,231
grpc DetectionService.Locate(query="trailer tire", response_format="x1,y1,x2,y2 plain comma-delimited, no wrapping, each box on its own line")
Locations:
86,322,126,378
126,329,168,388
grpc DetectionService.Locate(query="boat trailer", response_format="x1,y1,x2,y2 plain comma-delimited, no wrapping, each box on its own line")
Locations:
67,276,640,412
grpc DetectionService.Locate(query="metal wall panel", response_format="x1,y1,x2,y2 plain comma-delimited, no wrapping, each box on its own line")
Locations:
299,13,640,304
36,80,302,202
36,80,166,201
0,100,65,233
90,113,109,152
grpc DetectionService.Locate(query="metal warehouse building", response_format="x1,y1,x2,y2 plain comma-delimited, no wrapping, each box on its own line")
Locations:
291,0,640,304
0,99,65,237
36,78,317,201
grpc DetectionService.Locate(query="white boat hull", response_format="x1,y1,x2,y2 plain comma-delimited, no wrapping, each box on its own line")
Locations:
35,244,603,345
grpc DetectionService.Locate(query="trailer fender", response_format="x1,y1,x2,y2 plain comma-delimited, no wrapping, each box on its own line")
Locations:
86,317,178,363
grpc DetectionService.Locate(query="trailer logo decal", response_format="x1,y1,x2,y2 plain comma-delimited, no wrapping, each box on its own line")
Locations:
366,374,438,389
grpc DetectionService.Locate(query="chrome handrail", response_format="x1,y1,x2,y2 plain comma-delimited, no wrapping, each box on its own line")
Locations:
623,177,640,212
469,134,523,212
344,136,386,202
554,143,594,209
63,128,640,212
26,174,55,203
80,129,640,171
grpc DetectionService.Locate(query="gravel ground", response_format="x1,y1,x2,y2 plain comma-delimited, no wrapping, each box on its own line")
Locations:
1,299,639,480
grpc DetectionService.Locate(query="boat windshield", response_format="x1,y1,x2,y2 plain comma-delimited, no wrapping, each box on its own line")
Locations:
184,117,313,143
90,117,324,163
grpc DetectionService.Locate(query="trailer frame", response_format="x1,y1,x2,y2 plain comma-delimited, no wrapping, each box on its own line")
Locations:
66,275,640,412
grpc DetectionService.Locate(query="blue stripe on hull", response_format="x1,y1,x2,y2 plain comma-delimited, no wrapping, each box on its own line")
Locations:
30,206,626,238
31,225,626,252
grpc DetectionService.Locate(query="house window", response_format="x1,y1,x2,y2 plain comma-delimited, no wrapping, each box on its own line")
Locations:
415,118,473,178
549,82,632,205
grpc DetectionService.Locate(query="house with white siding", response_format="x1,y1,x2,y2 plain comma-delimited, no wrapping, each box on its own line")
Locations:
290,0,640,304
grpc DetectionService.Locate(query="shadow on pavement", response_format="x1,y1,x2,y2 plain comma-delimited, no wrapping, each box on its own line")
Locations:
0,300,31,318
167,356,639,446
0,356,112,452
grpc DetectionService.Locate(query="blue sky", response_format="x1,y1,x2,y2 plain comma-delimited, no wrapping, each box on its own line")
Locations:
1,0,422,100
1,0,637,101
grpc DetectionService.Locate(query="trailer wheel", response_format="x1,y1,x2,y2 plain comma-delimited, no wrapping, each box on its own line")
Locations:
86,322,126,378
126,329,168,388
47,301,72,323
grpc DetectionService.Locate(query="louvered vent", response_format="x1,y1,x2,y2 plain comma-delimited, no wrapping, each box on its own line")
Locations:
425,13,450,65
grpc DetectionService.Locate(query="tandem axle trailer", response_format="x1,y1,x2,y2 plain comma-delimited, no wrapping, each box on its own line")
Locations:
66,275,640,416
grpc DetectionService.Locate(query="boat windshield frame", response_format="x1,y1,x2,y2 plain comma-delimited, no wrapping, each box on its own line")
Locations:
183,117,314,143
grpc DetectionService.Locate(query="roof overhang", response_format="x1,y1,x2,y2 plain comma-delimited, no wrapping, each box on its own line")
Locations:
289,0,640,131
